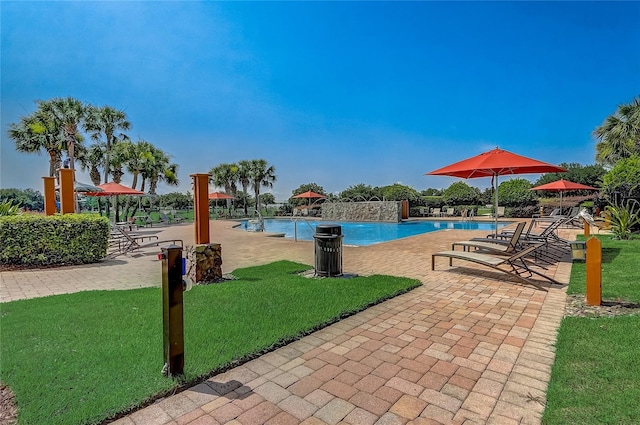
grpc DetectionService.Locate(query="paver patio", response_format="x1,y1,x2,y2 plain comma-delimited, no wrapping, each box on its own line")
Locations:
0,219,579,424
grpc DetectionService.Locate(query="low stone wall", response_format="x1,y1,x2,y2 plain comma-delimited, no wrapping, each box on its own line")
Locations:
322,201,402,222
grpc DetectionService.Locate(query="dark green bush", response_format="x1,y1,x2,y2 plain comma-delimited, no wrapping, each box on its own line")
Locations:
0,214,110,266
508,205,539,218
442,182,481,206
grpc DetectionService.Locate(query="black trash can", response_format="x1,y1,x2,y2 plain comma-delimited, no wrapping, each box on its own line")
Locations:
314,224,343,277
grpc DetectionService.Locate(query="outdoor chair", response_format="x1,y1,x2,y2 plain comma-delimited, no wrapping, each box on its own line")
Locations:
493,206,505,218
452,221,527,256
170,210,185,223
419,207,429,217
106,226,183,258
445,207,455,217
432,242,560,291
533,207,561,219
431,208,442,217
486,217,572,263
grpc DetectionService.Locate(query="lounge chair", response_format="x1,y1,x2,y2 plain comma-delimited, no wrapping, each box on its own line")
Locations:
432,242,560,290
532,207,561,219
485,217,572,263
444,207,455,217
452,221,527,255
419,207,429,217
431,208,442,217
107,226,182,258
493,206,505,218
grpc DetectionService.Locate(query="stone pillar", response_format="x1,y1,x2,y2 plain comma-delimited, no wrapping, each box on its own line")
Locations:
186,243,223,283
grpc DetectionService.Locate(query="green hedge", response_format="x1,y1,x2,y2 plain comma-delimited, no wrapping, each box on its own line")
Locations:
0,214,110,266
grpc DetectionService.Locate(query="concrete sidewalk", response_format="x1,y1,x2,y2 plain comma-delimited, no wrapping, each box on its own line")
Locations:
1,220,576,424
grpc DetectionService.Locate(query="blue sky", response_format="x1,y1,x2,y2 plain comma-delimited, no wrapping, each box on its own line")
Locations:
2,1,639,201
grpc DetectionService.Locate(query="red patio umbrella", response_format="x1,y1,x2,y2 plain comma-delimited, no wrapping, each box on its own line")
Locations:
85,182,144,196
208,192,235,200
292,190,326,206
530,179,599,212
208,191,235,209
426,148,566,235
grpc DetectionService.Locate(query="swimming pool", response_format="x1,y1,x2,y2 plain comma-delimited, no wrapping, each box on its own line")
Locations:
237,219,508,246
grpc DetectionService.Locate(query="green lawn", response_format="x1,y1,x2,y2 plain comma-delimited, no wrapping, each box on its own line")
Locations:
0,260,420,425
543,235,640,424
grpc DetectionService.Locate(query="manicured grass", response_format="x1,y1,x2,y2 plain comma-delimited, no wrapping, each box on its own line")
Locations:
567,234,640,302
0,260,420,425
543,236,640,424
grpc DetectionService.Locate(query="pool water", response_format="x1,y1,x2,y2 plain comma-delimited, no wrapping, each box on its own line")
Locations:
237,219,508,246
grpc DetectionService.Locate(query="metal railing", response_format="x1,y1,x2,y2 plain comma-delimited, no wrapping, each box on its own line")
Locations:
293,217,315,242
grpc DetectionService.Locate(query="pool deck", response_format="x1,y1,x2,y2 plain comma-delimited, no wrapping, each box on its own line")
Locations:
0,219,580,424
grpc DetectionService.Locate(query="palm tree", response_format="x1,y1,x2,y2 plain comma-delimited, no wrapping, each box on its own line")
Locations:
237,160,252,215
76,143,105,186
39,97,86,171
209,163,239,209
249,159,276,213
84,105,131,183
122,139,154,191
594,96,640,167
145,146,179,195
7,108,64,177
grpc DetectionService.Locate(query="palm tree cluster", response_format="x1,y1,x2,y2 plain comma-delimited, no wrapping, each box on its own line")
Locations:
594,95,640,168
7,97,179,217
8,97,178,191
209,160,276,214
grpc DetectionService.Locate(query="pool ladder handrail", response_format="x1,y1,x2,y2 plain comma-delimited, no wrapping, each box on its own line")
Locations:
293,217,315,242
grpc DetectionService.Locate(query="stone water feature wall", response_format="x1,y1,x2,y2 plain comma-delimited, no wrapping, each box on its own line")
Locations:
322,201,402,222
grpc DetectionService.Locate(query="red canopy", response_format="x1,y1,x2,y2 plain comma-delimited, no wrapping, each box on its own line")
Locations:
426,148,566,235
530,179,599,212
427,148,566,178
292,190,326,199
530,179,598,192
86,182,144,196
292,190,326,206
208,192,234,200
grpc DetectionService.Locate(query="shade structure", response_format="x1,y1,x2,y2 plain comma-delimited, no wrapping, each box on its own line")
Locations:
56,181,104,193
208,192,235,200
292,190,326,206
208,191,235,210
530,179,599,212
85,182,144,196
426,148,566,234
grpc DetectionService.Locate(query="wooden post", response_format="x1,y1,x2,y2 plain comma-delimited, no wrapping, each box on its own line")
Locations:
191,173,210,245
161,244,184,376
43,177,56,215
583,218,590,237
586,236,602,306
59,168,75,214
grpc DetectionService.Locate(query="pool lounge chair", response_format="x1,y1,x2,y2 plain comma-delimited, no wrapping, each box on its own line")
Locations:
431,208,442,217
432,242,560,291
452,221,527,255
107,226,183,258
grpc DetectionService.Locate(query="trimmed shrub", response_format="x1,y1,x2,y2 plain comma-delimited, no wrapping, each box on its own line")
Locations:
0,214,110,266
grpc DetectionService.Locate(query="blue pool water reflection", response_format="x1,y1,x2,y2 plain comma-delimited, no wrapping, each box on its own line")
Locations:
237,219,508,246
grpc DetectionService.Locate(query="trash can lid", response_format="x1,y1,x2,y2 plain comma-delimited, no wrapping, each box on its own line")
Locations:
316,224,342,236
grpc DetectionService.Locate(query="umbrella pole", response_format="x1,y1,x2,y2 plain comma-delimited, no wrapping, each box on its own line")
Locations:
494,174,499,236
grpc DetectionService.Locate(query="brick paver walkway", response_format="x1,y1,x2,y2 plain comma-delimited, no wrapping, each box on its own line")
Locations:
1,219,579,424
